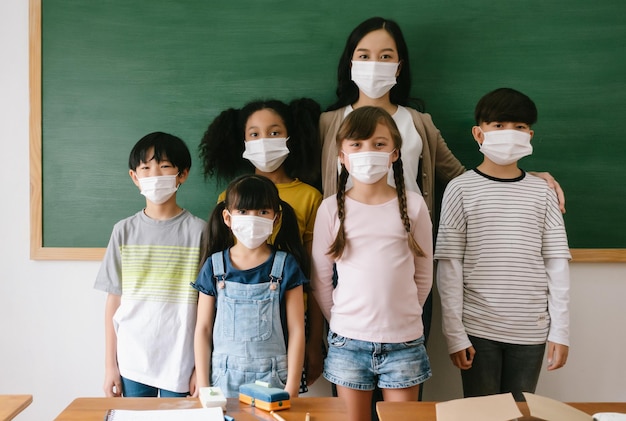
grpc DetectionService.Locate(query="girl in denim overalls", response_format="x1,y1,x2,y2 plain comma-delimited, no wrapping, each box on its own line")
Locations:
193,174,307,398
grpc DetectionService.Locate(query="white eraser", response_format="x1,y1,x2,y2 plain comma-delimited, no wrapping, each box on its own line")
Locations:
199,387,227,410
254,380,270,388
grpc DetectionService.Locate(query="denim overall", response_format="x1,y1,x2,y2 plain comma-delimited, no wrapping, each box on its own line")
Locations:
210,251,288,398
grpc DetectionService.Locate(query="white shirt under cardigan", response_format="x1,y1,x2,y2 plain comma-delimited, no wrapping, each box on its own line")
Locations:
311,191,433,343
434,169,571,355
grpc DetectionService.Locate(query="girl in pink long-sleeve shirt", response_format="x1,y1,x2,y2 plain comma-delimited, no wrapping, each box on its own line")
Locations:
311,106,433,421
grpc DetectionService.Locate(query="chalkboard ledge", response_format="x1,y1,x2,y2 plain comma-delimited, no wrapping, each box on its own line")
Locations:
27,246,626,263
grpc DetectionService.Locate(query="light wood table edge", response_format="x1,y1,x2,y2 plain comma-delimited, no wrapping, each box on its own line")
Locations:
376,401,626,420
0,395,33,421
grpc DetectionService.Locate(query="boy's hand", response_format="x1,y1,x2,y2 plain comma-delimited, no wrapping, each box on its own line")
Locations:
547,341,569,370
450,346,475,370
103,366,122,397
188,368,197,397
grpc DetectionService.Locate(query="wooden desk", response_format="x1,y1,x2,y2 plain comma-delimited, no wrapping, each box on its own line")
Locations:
377,401,626,420
0,395,33,421
54,396,346,421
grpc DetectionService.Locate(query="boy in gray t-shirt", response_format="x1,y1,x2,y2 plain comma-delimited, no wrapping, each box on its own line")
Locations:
94,132,206,397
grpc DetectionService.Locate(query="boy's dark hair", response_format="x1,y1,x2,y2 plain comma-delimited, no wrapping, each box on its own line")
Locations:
200,174,308,275
474,88,538,126
199,98,321,189
327,17,423,112
128,131,192,172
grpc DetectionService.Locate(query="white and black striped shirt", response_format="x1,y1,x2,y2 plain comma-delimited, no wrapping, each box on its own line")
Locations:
435,169,571,347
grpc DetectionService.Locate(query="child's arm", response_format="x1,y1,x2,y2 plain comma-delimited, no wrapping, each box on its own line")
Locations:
285,285,305,397
188,367,197,397
103,293,122,397
193,292,216,396
412,198,433,307
437,259,473,368
303,222,325,386
310,203,335,321
545,258,570,370
305,294,325,385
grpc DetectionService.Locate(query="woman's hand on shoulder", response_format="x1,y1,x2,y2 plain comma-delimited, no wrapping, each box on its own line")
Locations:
528,171,566,213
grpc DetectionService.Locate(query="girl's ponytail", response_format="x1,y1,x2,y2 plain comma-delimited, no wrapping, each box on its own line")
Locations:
199,201,234,269
274,199,308,275
327,165,350,259
199,108,251,182
284,98,322,189
392,157,425,257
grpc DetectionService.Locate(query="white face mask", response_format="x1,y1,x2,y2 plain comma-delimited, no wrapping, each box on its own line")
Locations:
228,213,275,249
242,137,290,173
343,150,394,184
138,174,178,204
479,129,533,165
351,61,399,99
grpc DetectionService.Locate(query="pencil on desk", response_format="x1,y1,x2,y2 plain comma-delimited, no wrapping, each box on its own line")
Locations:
270,410,287,421
305,412,310,421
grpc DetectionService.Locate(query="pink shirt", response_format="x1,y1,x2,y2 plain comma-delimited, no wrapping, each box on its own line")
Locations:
311,191,433,343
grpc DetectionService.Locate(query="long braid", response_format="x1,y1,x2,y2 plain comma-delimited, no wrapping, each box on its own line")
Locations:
327,165,350,259
393,157,425,257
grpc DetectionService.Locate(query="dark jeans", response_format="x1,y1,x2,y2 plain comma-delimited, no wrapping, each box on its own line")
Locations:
121,377,188,398
461,335,545,402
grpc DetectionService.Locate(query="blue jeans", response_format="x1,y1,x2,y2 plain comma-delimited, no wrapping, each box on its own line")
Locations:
461,335,545,401
121,377,188,398
324,330,431,391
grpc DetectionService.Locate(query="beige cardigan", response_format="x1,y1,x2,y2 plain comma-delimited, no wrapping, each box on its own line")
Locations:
320,106,465,218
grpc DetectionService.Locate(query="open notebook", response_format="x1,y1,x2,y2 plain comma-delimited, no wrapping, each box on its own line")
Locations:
104,407,224,420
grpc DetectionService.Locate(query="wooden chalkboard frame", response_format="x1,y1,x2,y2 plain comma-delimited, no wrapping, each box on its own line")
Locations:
30,0,105,260
28,0,626,262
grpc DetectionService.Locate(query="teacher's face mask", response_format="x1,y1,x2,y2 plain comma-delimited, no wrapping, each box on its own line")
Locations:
351,61,399,99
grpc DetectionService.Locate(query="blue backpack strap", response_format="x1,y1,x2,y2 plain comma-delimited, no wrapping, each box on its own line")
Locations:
269,250,287,283
211,251,226,283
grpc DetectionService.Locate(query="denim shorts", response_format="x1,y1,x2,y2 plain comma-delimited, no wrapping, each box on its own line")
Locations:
323,330,432,390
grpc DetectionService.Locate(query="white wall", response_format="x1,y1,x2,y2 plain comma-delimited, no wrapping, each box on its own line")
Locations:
1,2,624,420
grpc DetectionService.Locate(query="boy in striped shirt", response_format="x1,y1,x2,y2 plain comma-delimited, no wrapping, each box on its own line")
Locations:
435,88,571,401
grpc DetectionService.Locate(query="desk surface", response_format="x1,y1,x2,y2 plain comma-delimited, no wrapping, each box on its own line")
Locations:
376,401,626,421
54,397,346,421
0,395,33,421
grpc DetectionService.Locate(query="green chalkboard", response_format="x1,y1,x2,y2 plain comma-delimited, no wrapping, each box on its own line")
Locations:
31,0,626,261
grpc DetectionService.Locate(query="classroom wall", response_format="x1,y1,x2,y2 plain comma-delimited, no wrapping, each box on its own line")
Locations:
0,2,624,420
